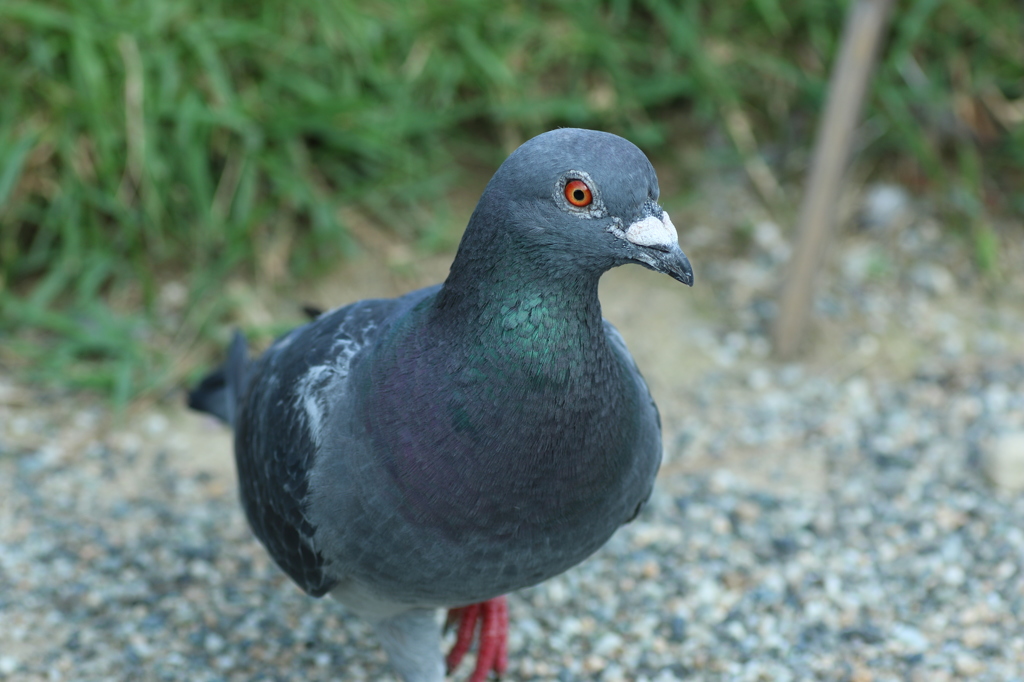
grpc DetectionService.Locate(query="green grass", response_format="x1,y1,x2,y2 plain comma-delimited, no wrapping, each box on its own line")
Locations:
1,0,1021,402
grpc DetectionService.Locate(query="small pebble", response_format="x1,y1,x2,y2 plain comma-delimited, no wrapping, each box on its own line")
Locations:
0,657,19,675
861,183,911,230
982,430,1024,491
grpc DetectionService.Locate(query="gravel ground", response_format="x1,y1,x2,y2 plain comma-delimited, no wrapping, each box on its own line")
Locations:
2,183,1024,681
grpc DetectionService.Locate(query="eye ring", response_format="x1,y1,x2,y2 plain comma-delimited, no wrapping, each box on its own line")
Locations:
564,179,593,207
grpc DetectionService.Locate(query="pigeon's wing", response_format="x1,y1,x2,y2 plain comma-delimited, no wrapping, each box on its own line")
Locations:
233,286,440,597
602,319,663,523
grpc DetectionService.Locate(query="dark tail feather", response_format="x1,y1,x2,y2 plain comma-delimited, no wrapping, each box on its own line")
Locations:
187,330,249,426
187,366,230,423
301,304,324,320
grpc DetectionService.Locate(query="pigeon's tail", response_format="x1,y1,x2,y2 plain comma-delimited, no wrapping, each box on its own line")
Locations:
301,304,324,320
187,330,249,427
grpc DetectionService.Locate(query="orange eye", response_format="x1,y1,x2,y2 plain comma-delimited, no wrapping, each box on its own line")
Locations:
564,179,593,207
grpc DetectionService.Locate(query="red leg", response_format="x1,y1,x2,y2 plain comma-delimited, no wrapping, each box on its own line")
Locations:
445,596,509,681
445,603,481,672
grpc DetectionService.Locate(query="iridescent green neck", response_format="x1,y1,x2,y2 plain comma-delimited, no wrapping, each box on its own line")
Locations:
433,268,607,385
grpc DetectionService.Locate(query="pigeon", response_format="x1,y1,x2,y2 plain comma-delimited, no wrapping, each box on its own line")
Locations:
187,128,693,682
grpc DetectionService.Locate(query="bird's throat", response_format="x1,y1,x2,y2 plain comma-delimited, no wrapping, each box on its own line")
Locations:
434,258,610,385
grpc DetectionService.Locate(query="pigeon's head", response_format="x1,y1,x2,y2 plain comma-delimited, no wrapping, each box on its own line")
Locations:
469,128,693,286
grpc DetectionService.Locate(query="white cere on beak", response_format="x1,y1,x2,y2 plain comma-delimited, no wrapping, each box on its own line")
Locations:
624,212,679,249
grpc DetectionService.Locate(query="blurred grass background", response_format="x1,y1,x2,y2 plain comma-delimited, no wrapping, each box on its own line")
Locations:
1,0,1021,405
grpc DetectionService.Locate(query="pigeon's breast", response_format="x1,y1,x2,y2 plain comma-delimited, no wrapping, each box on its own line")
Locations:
332,319,659,605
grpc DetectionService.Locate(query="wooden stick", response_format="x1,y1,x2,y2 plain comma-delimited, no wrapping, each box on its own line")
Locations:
773,0,893,359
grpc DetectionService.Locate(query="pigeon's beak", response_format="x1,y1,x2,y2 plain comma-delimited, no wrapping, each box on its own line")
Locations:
623,209,694,287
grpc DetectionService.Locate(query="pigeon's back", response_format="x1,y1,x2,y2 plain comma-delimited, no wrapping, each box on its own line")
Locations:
227,286,440,597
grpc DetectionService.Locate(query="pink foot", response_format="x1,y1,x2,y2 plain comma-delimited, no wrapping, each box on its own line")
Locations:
445,596,509,681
